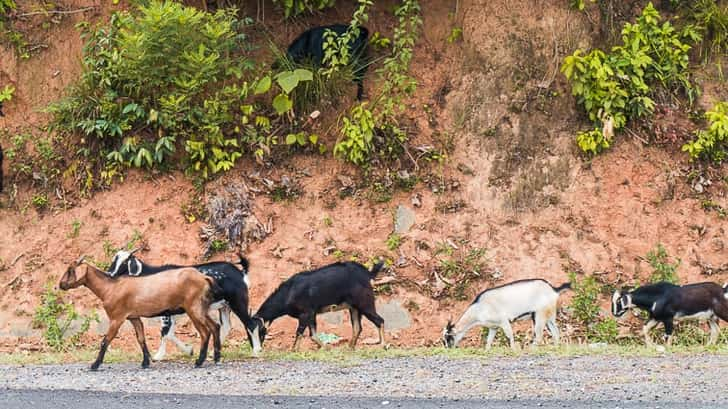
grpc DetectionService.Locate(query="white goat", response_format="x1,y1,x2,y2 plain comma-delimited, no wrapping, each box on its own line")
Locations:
443,279,570,349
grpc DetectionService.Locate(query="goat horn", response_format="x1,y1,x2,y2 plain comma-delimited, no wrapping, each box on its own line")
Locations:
75,255,86,265
129,246,142,255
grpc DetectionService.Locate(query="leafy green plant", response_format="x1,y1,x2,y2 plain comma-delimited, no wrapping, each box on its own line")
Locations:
48,2,311,185
272,0,335,17
678,0,728,63
33,284,98,351
334,103,376,166
334,0,422,167
569,272,617,343
386,233,402,251
0,84,14,103
562,3,701,154
0,0,16,15
31,193,48,210
447,27,463,43
646,243,680,284
68,220,83,239
683,101,728,162
576,128,611,155
210,238,228,253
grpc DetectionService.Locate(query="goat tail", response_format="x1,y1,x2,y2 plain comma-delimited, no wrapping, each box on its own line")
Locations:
369,260,385,279
552,282,572,293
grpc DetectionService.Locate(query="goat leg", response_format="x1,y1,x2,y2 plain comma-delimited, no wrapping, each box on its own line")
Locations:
642,319,658,345
708,318,720,345
130,318,151,368
349,308,362,349
91,320,123,371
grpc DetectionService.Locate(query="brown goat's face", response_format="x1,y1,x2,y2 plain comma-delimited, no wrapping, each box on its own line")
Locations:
59,264,86,290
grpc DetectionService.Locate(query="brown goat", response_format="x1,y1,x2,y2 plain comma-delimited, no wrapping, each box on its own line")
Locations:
59,256,221,370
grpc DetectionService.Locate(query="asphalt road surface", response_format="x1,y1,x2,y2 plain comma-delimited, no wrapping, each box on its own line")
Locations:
1,354,725,408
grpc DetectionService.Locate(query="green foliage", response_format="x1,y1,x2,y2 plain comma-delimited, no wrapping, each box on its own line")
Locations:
272,0,335,17
33,284,98,352
0,0,16,15
334,103,375,166
569,0,586,10
210,238,228,253
562,3,700,154
334,0,421,167
68,220,83,239
646,243,680,284
683,101,728,162
48,1,308,184
569,272,617,343
678,0,728,62
576,128,611,155
386,233,402,251
0,84,14,103
31,193,48,210
322,0,372,76
447,27,463,43
436,245,488,301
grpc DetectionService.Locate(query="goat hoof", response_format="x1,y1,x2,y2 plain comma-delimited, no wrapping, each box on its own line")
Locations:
89,364,100,372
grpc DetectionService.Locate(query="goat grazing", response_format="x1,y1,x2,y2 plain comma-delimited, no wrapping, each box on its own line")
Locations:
284,24,369,100
612,281,728,345
248,261,385,352
59,256,221,370
443,279,571,349
106,248,252,360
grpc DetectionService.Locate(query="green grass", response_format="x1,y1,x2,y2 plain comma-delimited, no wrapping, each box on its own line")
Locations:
4,343,728,366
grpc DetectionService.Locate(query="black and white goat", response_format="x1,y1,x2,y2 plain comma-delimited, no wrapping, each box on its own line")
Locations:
106,249,253,359
283,24,369,100
612,281,728,345
443,279,571,349
248,261,386,352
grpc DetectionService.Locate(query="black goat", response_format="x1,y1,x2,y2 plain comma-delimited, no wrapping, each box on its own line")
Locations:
612,281,728,345
284,24,369,100
106,249,254,358
249,260,385,352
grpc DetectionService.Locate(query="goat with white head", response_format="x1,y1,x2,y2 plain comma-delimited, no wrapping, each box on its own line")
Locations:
612,281,728,345
106,248,255,359
443,279,570,349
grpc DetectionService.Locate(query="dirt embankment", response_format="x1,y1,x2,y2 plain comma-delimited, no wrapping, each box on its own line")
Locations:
0,0,727,354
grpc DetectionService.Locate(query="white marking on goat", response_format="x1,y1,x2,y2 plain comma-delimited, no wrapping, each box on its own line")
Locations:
651,302,657,312
108,251,131,276
674,310,714,321
243,272,250,288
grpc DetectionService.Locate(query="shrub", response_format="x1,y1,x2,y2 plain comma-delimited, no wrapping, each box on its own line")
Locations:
49,1,311,184
334,0,421,167
0,0,15,15
272,0,335,17
562,2,701,154
568,272,617,343
33,284,98,351
646,243,680,284
682,101,728,162
678,0,728,62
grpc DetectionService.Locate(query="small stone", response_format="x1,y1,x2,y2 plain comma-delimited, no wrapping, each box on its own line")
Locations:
394,205,415,234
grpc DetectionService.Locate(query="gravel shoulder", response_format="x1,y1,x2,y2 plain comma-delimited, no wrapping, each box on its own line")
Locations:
1,354,725,404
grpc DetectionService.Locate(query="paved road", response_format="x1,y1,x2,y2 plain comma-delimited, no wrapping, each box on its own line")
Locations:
0,389,713,409
1,354,725,408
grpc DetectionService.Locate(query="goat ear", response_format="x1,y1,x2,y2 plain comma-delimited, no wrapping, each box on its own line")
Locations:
128,258,142,276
